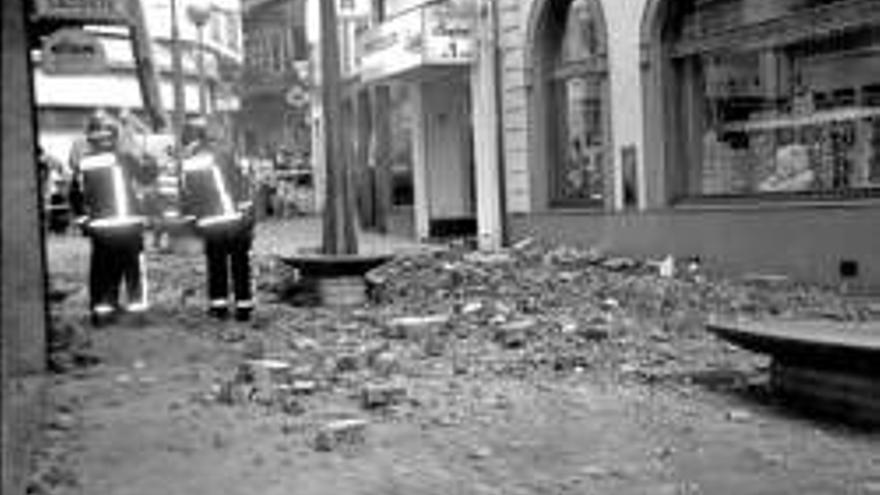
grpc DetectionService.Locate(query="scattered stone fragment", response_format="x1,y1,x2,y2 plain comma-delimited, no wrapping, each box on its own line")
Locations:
335,352,364,373
600,298,621,311
361,381,407,409
370,351,400,376
385,314,451,339
511,237,535,251
237,359,292,395
579,464,613,479
494,318,537,349
577,323,612,341
217,380,254,405
601,257,638,271
468,446,493,460
461,302,483,315
464,251,514,265
422,332,447,357
48,413,76,431
314,418,368,452
290,379,318,395
279,395,306,416
725,409,753,423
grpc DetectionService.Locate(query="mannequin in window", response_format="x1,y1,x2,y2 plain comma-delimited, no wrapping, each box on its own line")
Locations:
759,131,813,192
565,138,587,196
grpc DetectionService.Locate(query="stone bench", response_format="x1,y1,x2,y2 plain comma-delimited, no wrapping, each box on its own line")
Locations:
707,319,880,426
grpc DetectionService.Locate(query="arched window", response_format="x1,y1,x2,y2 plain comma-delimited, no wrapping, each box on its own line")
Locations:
659,0,880,201
539,0,610,208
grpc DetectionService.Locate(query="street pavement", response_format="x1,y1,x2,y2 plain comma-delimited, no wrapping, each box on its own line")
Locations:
31,220,880,495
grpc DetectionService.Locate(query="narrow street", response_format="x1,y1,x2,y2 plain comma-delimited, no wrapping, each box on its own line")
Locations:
30,218,880,495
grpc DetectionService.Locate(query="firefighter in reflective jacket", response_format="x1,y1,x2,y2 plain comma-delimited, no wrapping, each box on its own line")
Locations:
180,117,255,321
69,111,149,324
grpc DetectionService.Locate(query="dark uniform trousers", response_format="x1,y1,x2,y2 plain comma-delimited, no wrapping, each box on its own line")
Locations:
201,218,253,311
88,223,145,312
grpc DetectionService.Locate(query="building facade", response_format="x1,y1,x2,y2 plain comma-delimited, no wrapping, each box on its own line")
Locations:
351,0,480,237
347,0,880,289
494,0,880,290
34,0,244,163
240,0,310,161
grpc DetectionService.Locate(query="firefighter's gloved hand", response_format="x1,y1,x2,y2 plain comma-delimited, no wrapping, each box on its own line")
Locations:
75,216,92,236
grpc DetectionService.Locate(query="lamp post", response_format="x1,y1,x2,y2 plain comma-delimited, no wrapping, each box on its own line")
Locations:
319,0,357,255
187,1,212,117
170,0,186,194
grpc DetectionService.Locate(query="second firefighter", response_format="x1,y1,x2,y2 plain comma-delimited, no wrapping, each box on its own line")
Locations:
180,117,255,321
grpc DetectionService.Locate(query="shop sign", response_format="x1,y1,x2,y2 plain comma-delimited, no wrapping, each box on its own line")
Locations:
358,1,475,82
42,28,108,75
285,85,309,108
385,0,479,20
34,0,130,23
358,8,424,82
384,0,434,19
338,0,370,19
422,2,475,63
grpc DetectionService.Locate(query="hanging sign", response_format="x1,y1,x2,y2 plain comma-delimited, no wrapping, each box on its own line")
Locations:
42,28,108,75
285,85,309,108
422,2,476,63
34,0,130,23
357,0,475,82
358,8,424,82
338,0,370,19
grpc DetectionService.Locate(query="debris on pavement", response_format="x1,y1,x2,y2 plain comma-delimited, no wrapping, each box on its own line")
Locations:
313,418,368,452
38,229,880,494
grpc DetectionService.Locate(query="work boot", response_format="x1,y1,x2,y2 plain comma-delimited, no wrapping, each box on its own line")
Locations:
234,300,253,322
208,299,229,320
91,303,116,327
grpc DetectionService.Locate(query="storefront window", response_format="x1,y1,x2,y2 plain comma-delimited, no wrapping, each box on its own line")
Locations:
547,0,609,207
672,0,880,199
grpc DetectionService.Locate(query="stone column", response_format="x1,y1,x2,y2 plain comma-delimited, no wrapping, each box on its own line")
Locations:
471,0,504,250
3,0,48,493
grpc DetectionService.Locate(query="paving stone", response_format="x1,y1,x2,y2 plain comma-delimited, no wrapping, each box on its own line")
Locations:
370,351,400,376
313,419,368,452
361,381,407,409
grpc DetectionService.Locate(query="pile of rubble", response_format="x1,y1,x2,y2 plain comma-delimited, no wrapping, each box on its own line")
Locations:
212,241,875,448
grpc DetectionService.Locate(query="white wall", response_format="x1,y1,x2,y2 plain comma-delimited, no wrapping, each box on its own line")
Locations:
35,71,205,112
423,77,473,218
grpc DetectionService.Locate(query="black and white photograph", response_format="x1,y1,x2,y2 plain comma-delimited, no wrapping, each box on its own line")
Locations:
3,0,880,493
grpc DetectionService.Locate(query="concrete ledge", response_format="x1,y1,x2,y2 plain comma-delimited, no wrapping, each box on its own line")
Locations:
771,362,880,426
707,319,880,426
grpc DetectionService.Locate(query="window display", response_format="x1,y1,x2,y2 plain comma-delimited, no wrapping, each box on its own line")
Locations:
548,0,609,206
674,0,880,199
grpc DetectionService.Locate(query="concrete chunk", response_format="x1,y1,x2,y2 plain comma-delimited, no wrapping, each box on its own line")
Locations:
314,419,368,452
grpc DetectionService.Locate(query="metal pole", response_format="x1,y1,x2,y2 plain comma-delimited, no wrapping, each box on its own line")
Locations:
197,25,207,116
319,0,358,255
129,0,165,131
171,0,186,195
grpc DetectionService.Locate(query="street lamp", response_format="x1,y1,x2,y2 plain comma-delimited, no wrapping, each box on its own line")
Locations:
187,0,212,117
